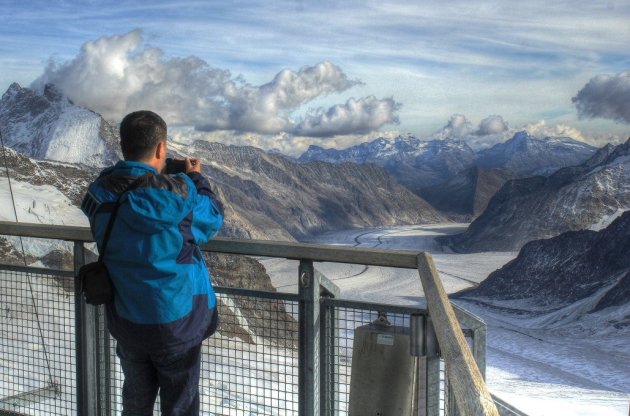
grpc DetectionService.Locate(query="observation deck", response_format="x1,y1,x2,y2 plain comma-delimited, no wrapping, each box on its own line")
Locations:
0,221,527,416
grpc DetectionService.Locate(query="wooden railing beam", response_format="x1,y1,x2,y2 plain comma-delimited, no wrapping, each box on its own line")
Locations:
417,253,499,416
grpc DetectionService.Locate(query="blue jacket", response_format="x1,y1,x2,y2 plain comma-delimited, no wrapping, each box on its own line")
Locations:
81,160,223,353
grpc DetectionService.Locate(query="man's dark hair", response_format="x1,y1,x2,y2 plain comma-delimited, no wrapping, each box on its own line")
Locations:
120,111,167,161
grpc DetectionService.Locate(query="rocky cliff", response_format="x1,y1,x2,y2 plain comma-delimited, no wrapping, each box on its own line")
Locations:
441,139,630,251
455,211,630,327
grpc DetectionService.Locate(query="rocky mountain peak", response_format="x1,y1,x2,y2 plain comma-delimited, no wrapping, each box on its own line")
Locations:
476,131,597,177
0,83,120,166
4,82,23,99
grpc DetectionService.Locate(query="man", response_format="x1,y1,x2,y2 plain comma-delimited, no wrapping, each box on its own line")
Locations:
81,110,223,415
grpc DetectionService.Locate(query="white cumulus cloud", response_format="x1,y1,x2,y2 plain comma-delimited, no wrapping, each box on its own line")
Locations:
524,120,587,141
433,114,473,139
572,71,630,123
477,114,509,135
292,96,400,137
30,30,400,137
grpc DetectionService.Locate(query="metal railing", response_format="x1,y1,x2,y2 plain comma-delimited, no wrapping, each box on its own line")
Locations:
0,221,517,416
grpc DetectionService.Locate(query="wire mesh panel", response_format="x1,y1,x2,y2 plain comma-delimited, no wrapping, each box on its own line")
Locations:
105,288,300,415
0,266,76,415
202,290,300,415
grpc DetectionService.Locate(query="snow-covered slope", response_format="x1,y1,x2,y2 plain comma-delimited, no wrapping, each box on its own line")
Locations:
456,211,630,315
0,171,87,259
476,131,597,176
451,212,630,414
299,135,477,190
442,139,630,251
0,83,120,166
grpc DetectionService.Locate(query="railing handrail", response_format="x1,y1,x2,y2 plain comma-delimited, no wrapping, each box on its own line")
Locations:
0,220,500,416
0,221,420,268
418,254,499,416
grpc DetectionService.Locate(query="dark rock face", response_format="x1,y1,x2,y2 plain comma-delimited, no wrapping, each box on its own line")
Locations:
441,139,630,252
0,237,34,266
418,166,519,220
456,211,630,311
0,146,96,206
593,271,630,312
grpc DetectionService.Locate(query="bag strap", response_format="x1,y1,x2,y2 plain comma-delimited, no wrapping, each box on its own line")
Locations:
98,173,150,261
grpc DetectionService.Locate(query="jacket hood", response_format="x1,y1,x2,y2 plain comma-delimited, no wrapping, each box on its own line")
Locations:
107,161,196,234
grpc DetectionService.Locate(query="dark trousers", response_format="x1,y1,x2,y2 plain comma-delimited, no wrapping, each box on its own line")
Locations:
116,343,202,416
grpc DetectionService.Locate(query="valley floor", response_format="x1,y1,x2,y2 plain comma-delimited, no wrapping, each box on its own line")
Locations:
262,224,630,416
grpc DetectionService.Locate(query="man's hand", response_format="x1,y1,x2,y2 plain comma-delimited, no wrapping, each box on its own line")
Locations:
185,158,201,173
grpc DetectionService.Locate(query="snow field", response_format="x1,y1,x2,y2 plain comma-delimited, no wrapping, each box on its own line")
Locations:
264,224,629,416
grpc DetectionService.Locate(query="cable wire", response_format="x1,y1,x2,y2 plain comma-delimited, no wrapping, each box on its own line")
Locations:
0,128,56,389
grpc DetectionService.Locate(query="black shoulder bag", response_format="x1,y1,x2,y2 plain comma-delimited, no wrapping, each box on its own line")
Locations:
78,175,146,305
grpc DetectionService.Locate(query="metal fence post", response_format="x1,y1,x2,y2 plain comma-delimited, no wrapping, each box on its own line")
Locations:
299,260,320,416
73,242,99,416
410,314,425,416
96,305,112,416
320,296,334,416
318,270,340,416
425,316,440,416
452,303,487,380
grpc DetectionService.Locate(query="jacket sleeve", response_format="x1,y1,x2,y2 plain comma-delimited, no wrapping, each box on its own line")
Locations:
186,171,224,243
80,185,102,235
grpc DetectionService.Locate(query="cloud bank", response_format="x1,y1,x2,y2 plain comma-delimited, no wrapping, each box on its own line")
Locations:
477,115,509,135
436,114,473,139
31,30,400,136
427,113,623,150
572,71,630,123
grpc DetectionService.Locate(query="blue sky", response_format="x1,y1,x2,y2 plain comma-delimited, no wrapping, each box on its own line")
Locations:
0,0,629,151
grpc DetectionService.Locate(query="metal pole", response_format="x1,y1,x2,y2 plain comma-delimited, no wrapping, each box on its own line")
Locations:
298,260,320,416
96,305,112,416
425,316,440,416
73,242,99,416
320,297,334,416
410,314,425,416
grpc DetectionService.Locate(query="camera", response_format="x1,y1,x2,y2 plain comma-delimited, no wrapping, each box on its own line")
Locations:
165,158,187,174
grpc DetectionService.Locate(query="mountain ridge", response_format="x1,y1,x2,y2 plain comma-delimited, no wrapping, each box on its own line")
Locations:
440,138,630,252
299,131,598,217
455,210,630,328
0,83,120,167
